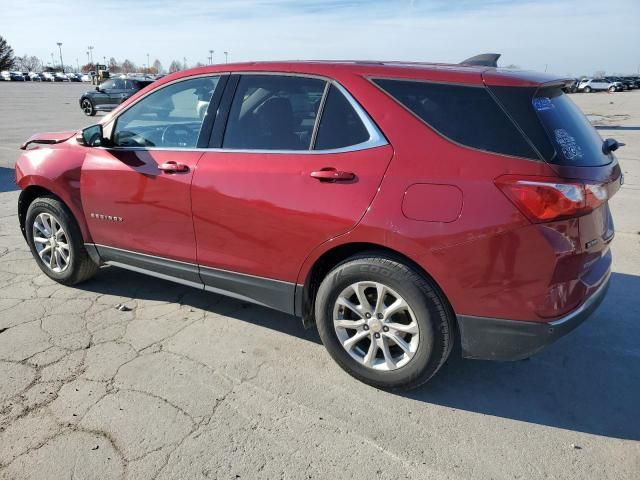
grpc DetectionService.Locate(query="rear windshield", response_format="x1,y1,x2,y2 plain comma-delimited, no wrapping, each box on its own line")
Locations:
372,79,538,159
490,86,611,167
531,87,611,166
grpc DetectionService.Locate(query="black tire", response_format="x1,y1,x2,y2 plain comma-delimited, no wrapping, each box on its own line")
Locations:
608,86,616,93
25,196,99,285
315,254,454,390
81,98,96,116
583,86,592,93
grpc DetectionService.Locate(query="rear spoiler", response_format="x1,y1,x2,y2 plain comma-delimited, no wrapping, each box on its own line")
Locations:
460,53,501,68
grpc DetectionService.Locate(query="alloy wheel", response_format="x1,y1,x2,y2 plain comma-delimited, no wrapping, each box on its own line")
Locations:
32,212,71,273
82,99,93,115
333,281,420,371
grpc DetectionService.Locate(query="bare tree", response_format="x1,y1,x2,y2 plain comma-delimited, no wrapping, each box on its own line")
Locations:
121,59,136,74
16,55,41,72
168,60,182,73
594,70,606,78
108,57,121,73
152,59,163,74
0,35,15,70
194,62,206,68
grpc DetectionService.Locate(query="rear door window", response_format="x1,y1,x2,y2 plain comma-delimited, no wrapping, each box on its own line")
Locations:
313,84,370,150
372,79,537,159
222,75,326,150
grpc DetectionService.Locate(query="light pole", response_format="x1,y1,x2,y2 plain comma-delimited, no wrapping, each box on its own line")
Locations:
183,57,187,70
56,43,64,73
146,53,150,72
50,52,55,70
224,51,228,63
209,49,214,64
86,51,90,65
76,58,79,72
88,46,94,65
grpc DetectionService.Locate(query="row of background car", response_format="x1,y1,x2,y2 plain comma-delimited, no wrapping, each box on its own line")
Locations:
1,70,163,82
564,76,640,93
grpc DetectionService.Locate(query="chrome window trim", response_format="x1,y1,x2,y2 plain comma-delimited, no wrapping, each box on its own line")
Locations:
100,71,388,155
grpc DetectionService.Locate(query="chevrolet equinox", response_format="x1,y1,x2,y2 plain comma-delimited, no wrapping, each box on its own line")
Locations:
14,56,622,389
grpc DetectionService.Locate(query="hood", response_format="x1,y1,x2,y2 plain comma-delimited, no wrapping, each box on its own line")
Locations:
20,131,77,150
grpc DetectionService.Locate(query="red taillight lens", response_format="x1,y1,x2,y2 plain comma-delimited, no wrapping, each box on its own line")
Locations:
495,176,608,223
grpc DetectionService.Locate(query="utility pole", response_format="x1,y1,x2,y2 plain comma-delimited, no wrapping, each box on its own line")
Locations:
88,46,94,65
224,51,228,63
56,43,64,73
209,49,214,64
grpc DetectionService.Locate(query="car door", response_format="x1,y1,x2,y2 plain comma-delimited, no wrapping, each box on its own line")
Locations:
192,74,393,312
81,74,225,280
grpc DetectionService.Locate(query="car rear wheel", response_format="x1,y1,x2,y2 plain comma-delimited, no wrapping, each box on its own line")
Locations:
81,98,96,116
315,254,454,390
25,196,99,285
608,86,616,93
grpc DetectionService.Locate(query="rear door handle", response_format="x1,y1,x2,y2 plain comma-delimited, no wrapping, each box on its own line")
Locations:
310,168,355,182
159,161,189,173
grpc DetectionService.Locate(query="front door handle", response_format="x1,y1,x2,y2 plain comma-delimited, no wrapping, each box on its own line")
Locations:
159,161,189,173
310,168,355,182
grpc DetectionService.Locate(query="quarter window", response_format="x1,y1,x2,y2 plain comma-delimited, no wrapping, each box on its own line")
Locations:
314,85,370,150
112,76,220,148
372,78,537,159
222,75,326,150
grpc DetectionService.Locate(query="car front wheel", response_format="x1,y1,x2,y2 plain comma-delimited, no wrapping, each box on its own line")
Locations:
81,98,96,116
25,196,99,285
315,254,454,390
583,86,592,93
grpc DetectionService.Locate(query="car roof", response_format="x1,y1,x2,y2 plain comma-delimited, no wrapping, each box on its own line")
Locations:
154,60,569,88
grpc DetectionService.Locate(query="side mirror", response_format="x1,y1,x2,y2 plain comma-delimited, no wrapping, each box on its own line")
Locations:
77,124,105,147
602,138,625,154
95,86,101,91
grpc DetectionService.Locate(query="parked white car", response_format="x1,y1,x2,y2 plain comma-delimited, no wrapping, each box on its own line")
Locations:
577,78,618,93
0,71,10,81
42,72,55,82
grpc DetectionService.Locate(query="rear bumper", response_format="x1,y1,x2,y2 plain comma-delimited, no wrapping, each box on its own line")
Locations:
457,272,610,361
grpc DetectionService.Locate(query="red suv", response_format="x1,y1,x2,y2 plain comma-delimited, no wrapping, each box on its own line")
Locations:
15,58,622,390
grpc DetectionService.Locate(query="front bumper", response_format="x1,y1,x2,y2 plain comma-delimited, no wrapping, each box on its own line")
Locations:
457,273,611,361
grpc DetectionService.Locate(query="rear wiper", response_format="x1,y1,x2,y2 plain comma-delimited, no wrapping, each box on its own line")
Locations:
602,138,625,155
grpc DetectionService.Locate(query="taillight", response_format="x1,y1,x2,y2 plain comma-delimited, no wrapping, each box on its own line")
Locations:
495,176,608,223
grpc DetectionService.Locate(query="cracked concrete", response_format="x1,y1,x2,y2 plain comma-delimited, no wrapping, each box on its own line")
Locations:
0,84,639,479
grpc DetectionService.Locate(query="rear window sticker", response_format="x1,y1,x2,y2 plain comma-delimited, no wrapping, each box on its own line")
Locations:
533,97,554,111
554,128,583,160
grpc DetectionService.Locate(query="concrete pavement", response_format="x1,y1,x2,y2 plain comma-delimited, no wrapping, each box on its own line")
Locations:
0,82,638,479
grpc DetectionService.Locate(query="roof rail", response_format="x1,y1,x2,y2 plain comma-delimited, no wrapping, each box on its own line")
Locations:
460,53,501,67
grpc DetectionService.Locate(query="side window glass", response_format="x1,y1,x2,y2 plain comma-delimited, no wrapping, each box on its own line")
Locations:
314,85,370,150
113,76,220,148
100,79,114,90
113,79,125,90
372,78,537,159
222,75,326,150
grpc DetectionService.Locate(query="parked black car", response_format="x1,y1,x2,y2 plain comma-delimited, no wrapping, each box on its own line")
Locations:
79,77,154,116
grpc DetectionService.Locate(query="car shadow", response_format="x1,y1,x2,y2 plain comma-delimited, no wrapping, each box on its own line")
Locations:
78,267,639,441
0,167,17,193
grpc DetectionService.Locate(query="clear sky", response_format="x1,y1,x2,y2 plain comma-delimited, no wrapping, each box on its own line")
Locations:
1,0,639,75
